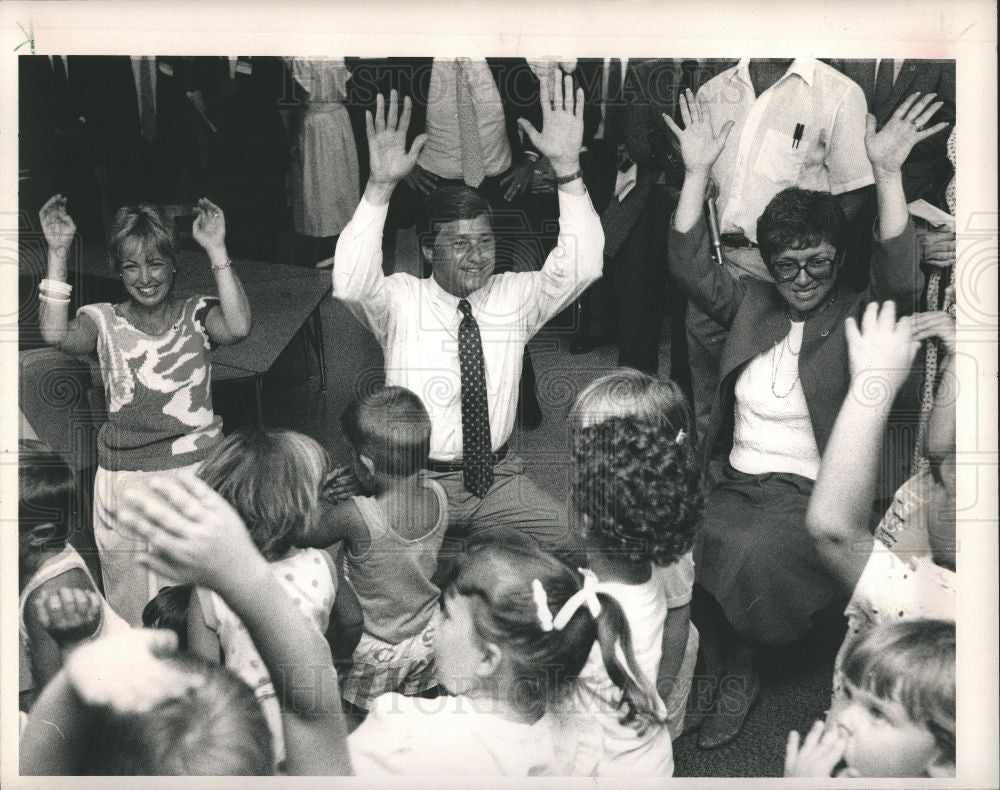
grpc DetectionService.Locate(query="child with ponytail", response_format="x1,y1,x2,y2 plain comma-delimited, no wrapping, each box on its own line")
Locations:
348,540,663,776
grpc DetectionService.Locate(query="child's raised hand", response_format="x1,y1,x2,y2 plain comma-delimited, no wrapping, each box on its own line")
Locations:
34,587,102,647
784,720,847,777
115,472,266,591
39,195,77,253
192,197,227,255
64,627,203,714
845,301,920,406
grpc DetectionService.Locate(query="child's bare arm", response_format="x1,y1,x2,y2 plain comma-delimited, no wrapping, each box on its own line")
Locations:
301,498,360,549
657,603,690,702
187,592,223,664
806,302,919,591
21,628,187,775
325,549,364,667
23,570,98,687
115,474,353,775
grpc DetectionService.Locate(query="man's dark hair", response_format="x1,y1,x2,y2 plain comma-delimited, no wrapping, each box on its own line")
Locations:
757,188,848,268
419,185,493,271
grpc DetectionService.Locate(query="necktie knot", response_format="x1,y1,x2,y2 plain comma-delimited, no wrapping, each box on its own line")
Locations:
458,299,473,318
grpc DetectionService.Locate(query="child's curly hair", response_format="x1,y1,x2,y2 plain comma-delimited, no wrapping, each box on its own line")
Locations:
572,415,704,566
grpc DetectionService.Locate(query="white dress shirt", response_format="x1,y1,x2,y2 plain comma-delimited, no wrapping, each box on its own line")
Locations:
418,58,512,180
333,190,604,460
697,58,874,247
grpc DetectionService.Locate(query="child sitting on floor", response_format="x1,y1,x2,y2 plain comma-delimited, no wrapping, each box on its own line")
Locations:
99,474,662,776
785,618,955,778
18,440,128,711
563,370,705,775
303,386,447,720
186,428,348,768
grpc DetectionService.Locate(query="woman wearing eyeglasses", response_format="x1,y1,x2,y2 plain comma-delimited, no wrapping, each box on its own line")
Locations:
663,90,948,749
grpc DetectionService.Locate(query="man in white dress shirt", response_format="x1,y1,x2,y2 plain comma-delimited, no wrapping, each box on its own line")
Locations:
333,78,604,554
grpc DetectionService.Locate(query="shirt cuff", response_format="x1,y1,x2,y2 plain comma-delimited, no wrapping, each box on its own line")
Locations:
829,172,876,196
557,185,599,217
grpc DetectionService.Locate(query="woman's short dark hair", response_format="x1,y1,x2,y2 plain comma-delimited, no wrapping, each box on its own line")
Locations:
756,188,848,267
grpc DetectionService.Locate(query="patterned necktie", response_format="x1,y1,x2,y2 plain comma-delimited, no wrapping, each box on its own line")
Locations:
138,57,158,143
458,299,493,497
455,59,486,188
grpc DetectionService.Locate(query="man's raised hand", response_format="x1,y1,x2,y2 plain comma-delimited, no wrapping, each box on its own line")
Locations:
866,92,948,176
367,90,429,187
517,73,584,175
662,89,734,175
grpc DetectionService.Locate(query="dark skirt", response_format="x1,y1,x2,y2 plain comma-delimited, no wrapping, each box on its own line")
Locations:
694,463,845,647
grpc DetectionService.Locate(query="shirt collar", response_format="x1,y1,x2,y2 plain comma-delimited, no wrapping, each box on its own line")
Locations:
732,58,816,89
425,273,491,315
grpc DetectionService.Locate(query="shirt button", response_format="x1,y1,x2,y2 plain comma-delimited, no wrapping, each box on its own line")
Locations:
821,329,830,337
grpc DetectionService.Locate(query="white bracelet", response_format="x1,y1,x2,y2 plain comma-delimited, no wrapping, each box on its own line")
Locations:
211,258,233,272
39,292,71,304
40,278,72,296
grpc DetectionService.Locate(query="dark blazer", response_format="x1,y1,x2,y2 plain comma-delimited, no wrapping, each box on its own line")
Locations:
572,58,621,213
832,59,955,207
83,56,200,180
601,59,734,256
349,57,542,161
19,56,93,210
669,216,923,489
195,56,290,185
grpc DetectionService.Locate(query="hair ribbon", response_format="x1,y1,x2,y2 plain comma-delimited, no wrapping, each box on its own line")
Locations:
533,568,605,633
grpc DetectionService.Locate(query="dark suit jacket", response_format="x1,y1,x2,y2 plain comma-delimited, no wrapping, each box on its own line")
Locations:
601,59,734,257
832,59,955,207
83,56,200,181
195,56,290,185
349,57,542,164
573,58,626,214
669,215,923,494
19,56,91,193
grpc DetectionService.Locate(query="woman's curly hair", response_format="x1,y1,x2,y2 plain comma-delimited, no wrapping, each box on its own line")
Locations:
572,415,705,566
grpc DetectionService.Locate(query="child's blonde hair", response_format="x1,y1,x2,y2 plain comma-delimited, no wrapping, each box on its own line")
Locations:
196,429,330,561
570,369,694,441
93,655,272,775
842,619,955,767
